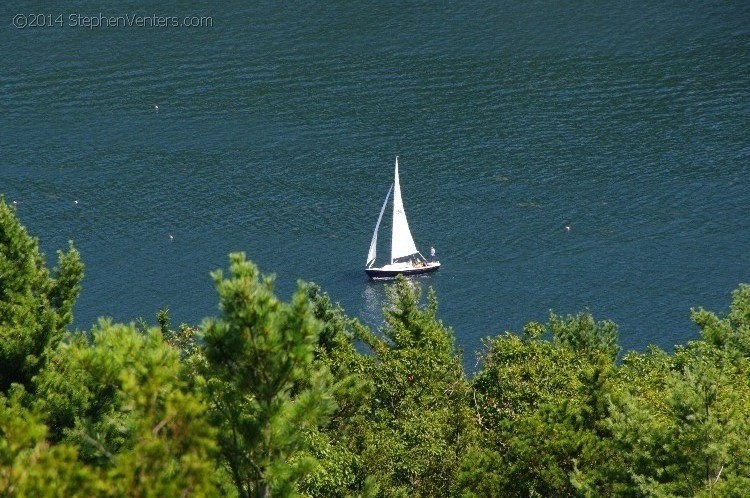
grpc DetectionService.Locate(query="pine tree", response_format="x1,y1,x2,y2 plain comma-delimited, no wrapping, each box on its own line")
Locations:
0,198,83,392
0,386,97,497
298,284,375,497
202,253,337,497
357,276,475,497
32,320,219,495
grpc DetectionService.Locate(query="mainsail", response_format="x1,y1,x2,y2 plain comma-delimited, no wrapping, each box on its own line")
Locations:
391,157,419,263
367,184,392,268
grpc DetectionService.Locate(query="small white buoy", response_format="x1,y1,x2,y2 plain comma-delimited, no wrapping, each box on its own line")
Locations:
565,225,571,232
169,233,174,242
74,200,79,205
12,200,17,205
154,105,159,111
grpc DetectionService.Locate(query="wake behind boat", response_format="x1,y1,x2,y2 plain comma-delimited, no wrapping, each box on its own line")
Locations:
365,157,440,279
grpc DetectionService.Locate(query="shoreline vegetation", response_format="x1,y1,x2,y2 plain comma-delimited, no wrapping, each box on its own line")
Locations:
2,196,749,497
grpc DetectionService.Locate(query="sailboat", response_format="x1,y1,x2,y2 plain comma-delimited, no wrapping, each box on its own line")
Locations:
365,157,440,279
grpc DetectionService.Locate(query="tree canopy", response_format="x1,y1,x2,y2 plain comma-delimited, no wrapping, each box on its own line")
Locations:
2,197,749,497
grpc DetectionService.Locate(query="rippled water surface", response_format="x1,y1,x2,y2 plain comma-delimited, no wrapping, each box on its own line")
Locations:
2,1,749,367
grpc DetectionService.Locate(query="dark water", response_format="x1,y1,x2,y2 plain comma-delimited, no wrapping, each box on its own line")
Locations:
2,1,749,368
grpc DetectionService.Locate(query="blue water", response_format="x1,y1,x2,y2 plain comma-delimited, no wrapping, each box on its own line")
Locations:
2,1,749,367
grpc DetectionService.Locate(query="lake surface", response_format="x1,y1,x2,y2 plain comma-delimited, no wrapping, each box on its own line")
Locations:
2,1,749,368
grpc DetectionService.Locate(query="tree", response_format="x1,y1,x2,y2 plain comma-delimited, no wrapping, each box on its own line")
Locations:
105,324,219,497
610,355,750,497
355,276,475,497
0,198,83,392
298,284,375,497
202,253,337,498
0,386,97,497
33,320,219,496
462,312,624,497
549,311,620,362
608,285,750,496
692,283,750,359
470,323,581,431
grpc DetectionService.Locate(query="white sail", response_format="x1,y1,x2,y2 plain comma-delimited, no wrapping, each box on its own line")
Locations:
367,184,392,268
391,157,419,262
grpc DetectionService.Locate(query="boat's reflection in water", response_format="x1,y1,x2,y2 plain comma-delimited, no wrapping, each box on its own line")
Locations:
361,283,385,326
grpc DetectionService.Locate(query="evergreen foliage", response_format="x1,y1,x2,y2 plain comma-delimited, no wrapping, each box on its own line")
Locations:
298,284,374,497
202,253,337,498
354,278,476,497
0,198,83,391
2,203,750,496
